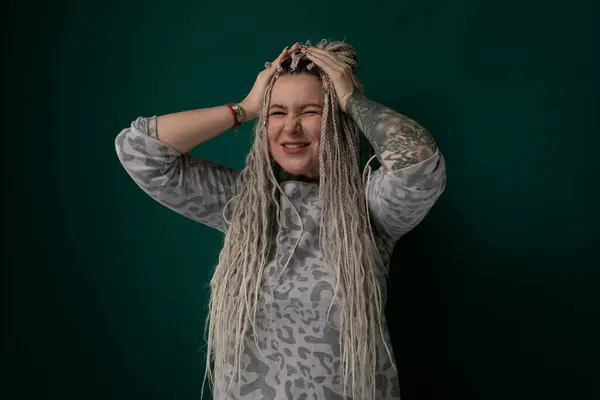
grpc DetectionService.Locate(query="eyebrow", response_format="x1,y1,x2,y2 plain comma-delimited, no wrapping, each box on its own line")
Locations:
269,103,323,110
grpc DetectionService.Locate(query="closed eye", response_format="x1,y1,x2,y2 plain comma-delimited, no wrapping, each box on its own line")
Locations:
269,110,319,116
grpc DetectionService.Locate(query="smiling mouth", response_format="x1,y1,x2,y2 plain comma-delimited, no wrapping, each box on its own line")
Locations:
282,143,310,148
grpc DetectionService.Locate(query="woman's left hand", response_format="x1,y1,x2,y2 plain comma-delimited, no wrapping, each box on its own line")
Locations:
300,46,363,113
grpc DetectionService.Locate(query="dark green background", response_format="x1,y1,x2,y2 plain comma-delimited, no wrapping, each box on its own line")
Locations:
7,0,599,399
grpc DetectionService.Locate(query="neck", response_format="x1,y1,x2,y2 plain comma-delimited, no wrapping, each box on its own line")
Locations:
272,162,319,183
288,174,319,183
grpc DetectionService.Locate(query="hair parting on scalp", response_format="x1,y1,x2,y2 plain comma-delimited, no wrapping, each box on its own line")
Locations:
202,39,394,400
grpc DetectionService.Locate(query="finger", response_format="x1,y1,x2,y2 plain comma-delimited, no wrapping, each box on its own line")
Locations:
303,47,346,71
272,46,289,66
352,75,364,93
263,46,289,73
303,49,340,75
301,49,337,75
288,42,301,53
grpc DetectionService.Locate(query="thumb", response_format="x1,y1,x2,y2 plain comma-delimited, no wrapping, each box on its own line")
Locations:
352,75,364,94
270,46,289,71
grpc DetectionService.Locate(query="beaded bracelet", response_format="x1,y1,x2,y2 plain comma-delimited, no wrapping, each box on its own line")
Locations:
226,103,246,136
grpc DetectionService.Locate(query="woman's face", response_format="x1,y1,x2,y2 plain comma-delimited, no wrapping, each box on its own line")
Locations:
267,74,323,180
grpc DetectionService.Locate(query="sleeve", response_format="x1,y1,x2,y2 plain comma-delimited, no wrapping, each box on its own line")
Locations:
114,116,240,233
366,149,447,242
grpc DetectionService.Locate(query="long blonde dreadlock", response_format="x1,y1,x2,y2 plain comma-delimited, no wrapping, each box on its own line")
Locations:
203,39,394,399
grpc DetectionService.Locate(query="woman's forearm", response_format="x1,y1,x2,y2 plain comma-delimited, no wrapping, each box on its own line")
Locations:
156,104,245,153
345,92,437,170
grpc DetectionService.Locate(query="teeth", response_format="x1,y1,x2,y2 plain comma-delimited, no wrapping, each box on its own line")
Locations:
284,144,308,148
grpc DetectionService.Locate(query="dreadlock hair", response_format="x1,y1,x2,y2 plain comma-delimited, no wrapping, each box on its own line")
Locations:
203,39,394,399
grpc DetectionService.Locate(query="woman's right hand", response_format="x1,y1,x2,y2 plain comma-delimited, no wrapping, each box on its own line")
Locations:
240,43,301,120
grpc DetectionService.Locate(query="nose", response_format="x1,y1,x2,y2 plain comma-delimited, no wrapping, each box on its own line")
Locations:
282,114,301,135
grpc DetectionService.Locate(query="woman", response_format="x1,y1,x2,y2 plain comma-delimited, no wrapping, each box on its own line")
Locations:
115,40,446,400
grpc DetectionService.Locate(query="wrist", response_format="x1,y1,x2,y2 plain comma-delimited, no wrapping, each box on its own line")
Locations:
342,89,364,114
340,87,360,113
239,100,257,121
226,103,246,127
340,92,352,113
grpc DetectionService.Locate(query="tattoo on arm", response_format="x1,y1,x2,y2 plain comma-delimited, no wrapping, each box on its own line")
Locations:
345,92,437,170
